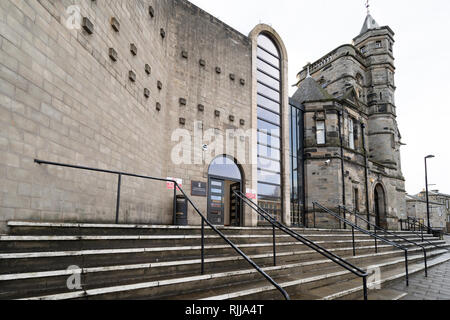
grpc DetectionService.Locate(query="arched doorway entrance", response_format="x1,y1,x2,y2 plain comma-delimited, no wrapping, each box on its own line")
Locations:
374,184,388,229
207,156,243,226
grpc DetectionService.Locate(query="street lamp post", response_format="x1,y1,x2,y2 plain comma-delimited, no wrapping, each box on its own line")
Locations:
425,155,435,234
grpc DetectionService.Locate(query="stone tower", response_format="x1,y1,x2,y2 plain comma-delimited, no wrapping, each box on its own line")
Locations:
353,14,402,171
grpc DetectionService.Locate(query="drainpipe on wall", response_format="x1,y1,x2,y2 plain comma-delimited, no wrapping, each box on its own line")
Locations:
338,110,346,212
361,123,371,230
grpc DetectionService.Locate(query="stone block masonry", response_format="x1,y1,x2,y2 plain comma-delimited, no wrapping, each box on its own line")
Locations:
0,0,255,232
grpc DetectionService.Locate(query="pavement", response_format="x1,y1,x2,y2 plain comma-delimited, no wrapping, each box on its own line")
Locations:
387,235,450,300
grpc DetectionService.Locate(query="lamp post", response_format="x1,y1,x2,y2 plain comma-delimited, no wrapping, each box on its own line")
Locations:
425,155,435,234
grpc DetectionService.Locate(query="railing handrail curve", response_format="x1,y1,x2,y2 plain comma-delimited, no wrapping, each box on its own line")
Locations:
34,159,290,300
233,191,369,300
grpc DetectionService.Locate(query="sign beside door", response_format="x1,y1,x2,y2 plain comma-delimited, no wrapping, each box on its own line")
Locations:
191,181,207,197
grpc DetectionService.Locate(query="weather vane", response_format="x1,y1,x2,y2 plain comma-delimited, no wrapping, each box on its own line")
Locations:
366,0,370,14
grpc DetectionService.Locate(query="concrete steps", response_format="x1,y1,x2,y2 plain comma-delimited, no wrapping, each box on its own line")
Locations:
1,221,448,300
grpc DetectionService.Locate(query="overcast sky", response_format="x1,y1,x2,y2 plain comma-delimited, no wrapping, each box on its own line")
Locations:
190,0,450,196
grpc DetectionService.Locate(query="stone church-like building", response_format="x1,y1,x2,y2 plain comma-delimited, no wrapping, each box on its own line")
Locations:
292,13,406,229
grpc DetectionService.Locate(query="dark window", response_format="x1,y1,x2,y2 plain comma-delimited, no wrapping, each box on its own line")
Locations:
290,103,304,226
257,34,282,222
353,188,360,212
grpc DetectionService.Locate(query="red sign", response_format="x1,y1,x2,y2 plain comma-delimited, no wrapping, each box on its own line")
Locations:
167,178,183,190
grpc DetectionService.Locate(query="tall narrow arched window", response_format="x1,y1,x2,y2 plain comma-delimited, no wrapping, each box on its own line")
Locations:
256,33,282,222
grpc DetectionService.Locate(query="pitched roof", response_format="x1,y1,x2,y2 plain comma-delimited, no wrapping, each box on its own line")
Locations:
360,13,380,35
291,76,333,104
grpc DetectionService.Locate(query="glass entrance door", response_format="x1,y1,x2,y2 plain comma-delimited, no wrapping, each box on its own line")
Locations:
208,179,225,225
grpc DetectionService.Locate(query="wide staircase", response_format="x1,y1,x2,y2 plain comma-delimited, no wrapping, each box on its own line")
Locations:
1,220,449,300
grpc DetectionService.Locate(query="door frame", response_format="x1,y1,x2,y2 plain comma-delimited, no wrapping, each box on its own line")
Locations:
207,174,243,227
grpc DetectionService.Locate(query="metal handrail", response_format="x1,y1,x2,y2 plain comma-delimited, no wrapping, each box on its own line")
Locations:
313,202,410,286
233,191,369,300
404,217,449,252
339,205,428,278
34,159,290,300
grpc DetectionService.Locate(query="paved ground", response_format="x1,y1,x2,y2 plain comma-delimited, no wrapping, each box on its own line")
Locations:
388,235,450,300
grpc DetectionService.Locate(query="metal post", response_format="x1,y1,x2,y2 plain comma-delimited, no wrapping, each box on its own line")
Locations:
115,174,122,224
338,206,342,229
273,224,277,266
355,208,358,228
374,227,378,254
425,156,434,234
173,184,177,225
313,203,316,228
352,226,356,256
423,249,428,278
201,218,205,275
405,251,409,286
363,276,368,301
343,207,347,230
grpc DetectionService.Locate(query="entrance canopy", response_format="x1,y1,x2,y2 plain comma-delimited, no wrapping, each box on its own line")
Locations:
208,156,242,181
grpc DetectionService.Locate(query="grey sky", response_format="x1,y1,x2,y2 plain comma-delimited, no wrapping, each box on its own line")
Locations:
190,0,450,196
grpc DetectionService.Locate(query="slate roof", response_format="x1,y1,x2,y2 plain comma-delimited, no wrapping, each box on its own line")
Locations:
291,76,333,104
360,13,380,35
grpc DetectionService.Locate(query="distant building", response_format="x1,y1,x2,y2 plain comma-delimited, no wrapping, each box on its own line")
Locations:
406,194,447,231
413,191,450,231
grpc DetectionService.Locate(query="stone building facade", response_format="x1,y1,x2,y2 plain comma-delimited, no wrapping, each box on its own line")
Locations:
0,0,294,232
292,14,406,229
0,1,407,232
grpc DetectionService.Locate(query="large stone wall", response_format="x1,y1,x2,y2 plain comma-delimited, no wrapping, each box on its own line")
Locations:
0,0,258,232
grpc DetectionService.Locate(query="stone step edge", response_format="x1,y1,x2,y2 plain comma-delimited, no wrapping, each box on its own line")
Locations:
198,250,447,301
2,243,442,283
320,252,450,300
19,249,442,301
1,233,434,242
1,238,445,260
5,221,419,234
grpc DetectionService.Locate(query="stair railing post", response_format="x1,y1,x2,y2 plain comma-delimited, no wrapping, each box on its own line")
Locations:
423,249,428,277
421,224,424,242
352,226,356,256
363,276,368,301
405,250,409,286
343,207,347,230
355,208,358,228
338,206,342,229
313,203,316,228
374,227,378,254
201,218,205,275
173,183,177,225
115,174,122,224
272,223,277,267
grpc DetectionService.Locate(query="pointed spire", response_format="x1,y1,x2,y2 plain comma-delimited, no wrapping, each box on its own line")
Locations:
360,13,380,35
359,0,380,35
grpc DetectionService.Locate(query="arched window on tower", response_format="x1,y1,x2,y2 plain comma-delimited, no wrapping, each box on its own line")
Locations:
256,33,282,222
